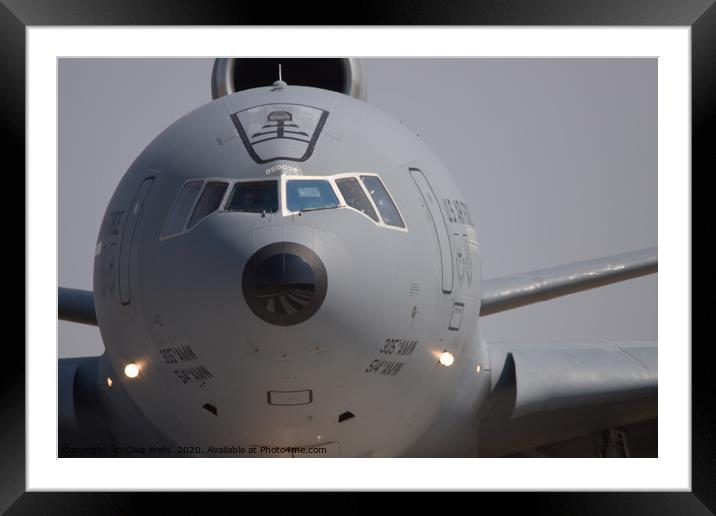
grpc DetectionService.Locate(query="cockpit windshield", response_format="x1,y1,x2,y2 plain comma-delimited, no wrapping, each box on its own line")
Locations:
160,172,406,242
286,179,340,213
225,181,279,213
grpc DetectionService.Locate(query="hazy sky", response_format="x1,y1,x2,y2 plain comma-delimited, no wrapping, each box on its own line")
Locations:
58,58,656,358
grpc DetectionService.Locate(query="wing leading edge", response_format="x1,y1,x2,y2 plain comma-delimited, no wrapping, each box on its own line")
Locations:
480,247,657,316
58,287,97,326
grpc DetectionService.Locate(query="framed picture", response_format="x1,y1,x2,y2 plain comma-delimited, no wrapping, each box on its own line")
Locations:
9,0,706,511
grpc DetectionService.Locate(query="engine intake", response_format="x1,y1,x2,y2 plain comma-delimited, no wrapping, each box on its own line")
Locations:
211,58,365,100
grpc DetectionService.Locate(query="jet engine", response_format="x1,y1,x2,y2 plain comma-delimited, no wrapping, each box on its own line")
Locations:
211,58,366,100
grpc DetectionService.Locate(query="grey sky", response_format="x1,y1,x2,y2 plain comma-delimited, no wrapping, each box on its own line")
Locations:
58,58,656,358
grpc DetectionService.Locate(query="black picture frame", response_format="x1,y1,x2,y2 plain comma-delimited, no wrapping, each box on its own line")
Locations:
8,0,708,512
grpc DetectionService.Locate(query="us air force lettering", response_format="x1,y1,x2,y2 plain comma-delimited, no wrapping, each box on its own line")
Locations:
58,58,657,458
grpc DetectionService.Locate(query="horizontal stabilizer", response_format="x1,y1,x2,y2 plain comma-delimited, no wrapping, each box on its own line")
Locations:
59,287,97,326
480,247,657,316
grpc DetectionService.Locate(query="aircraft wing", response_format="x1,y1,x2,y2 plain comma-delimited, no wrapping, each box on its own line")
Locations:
478,340,657,456
61,247,657,324
59,287,97,326
480,247,657,316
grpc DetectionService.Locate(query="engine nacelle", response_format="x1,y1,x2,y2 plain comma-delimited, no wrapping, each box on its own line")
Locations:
211,58,366,101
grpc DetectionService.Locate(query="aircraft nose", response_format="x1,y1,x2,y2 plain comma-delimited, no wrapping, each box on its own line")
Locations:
242,242,328,326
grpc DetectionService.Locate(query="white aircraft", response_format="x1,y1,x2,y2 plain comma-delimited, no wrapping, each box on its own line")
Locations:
58,58,657,457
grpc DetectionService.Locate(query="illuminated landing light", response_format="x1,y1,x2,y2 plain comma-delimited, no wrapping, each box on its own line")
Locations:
475,364,482,374
106,377,113,388
439,352,455,367
124,363,140,378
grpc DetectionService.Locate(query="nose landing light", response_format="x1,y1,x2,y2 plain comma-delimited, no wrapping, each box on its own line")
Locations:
124,363,140,378
242,242,327,326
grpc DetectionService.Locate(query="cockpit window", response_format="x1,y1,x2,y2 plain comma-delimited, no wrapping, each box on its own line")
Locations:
286,179,340,213
335,177,379,222
161,180,203,238
225,181,278,213
360,175,405,228
161,172,406,240
187,181,228,229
